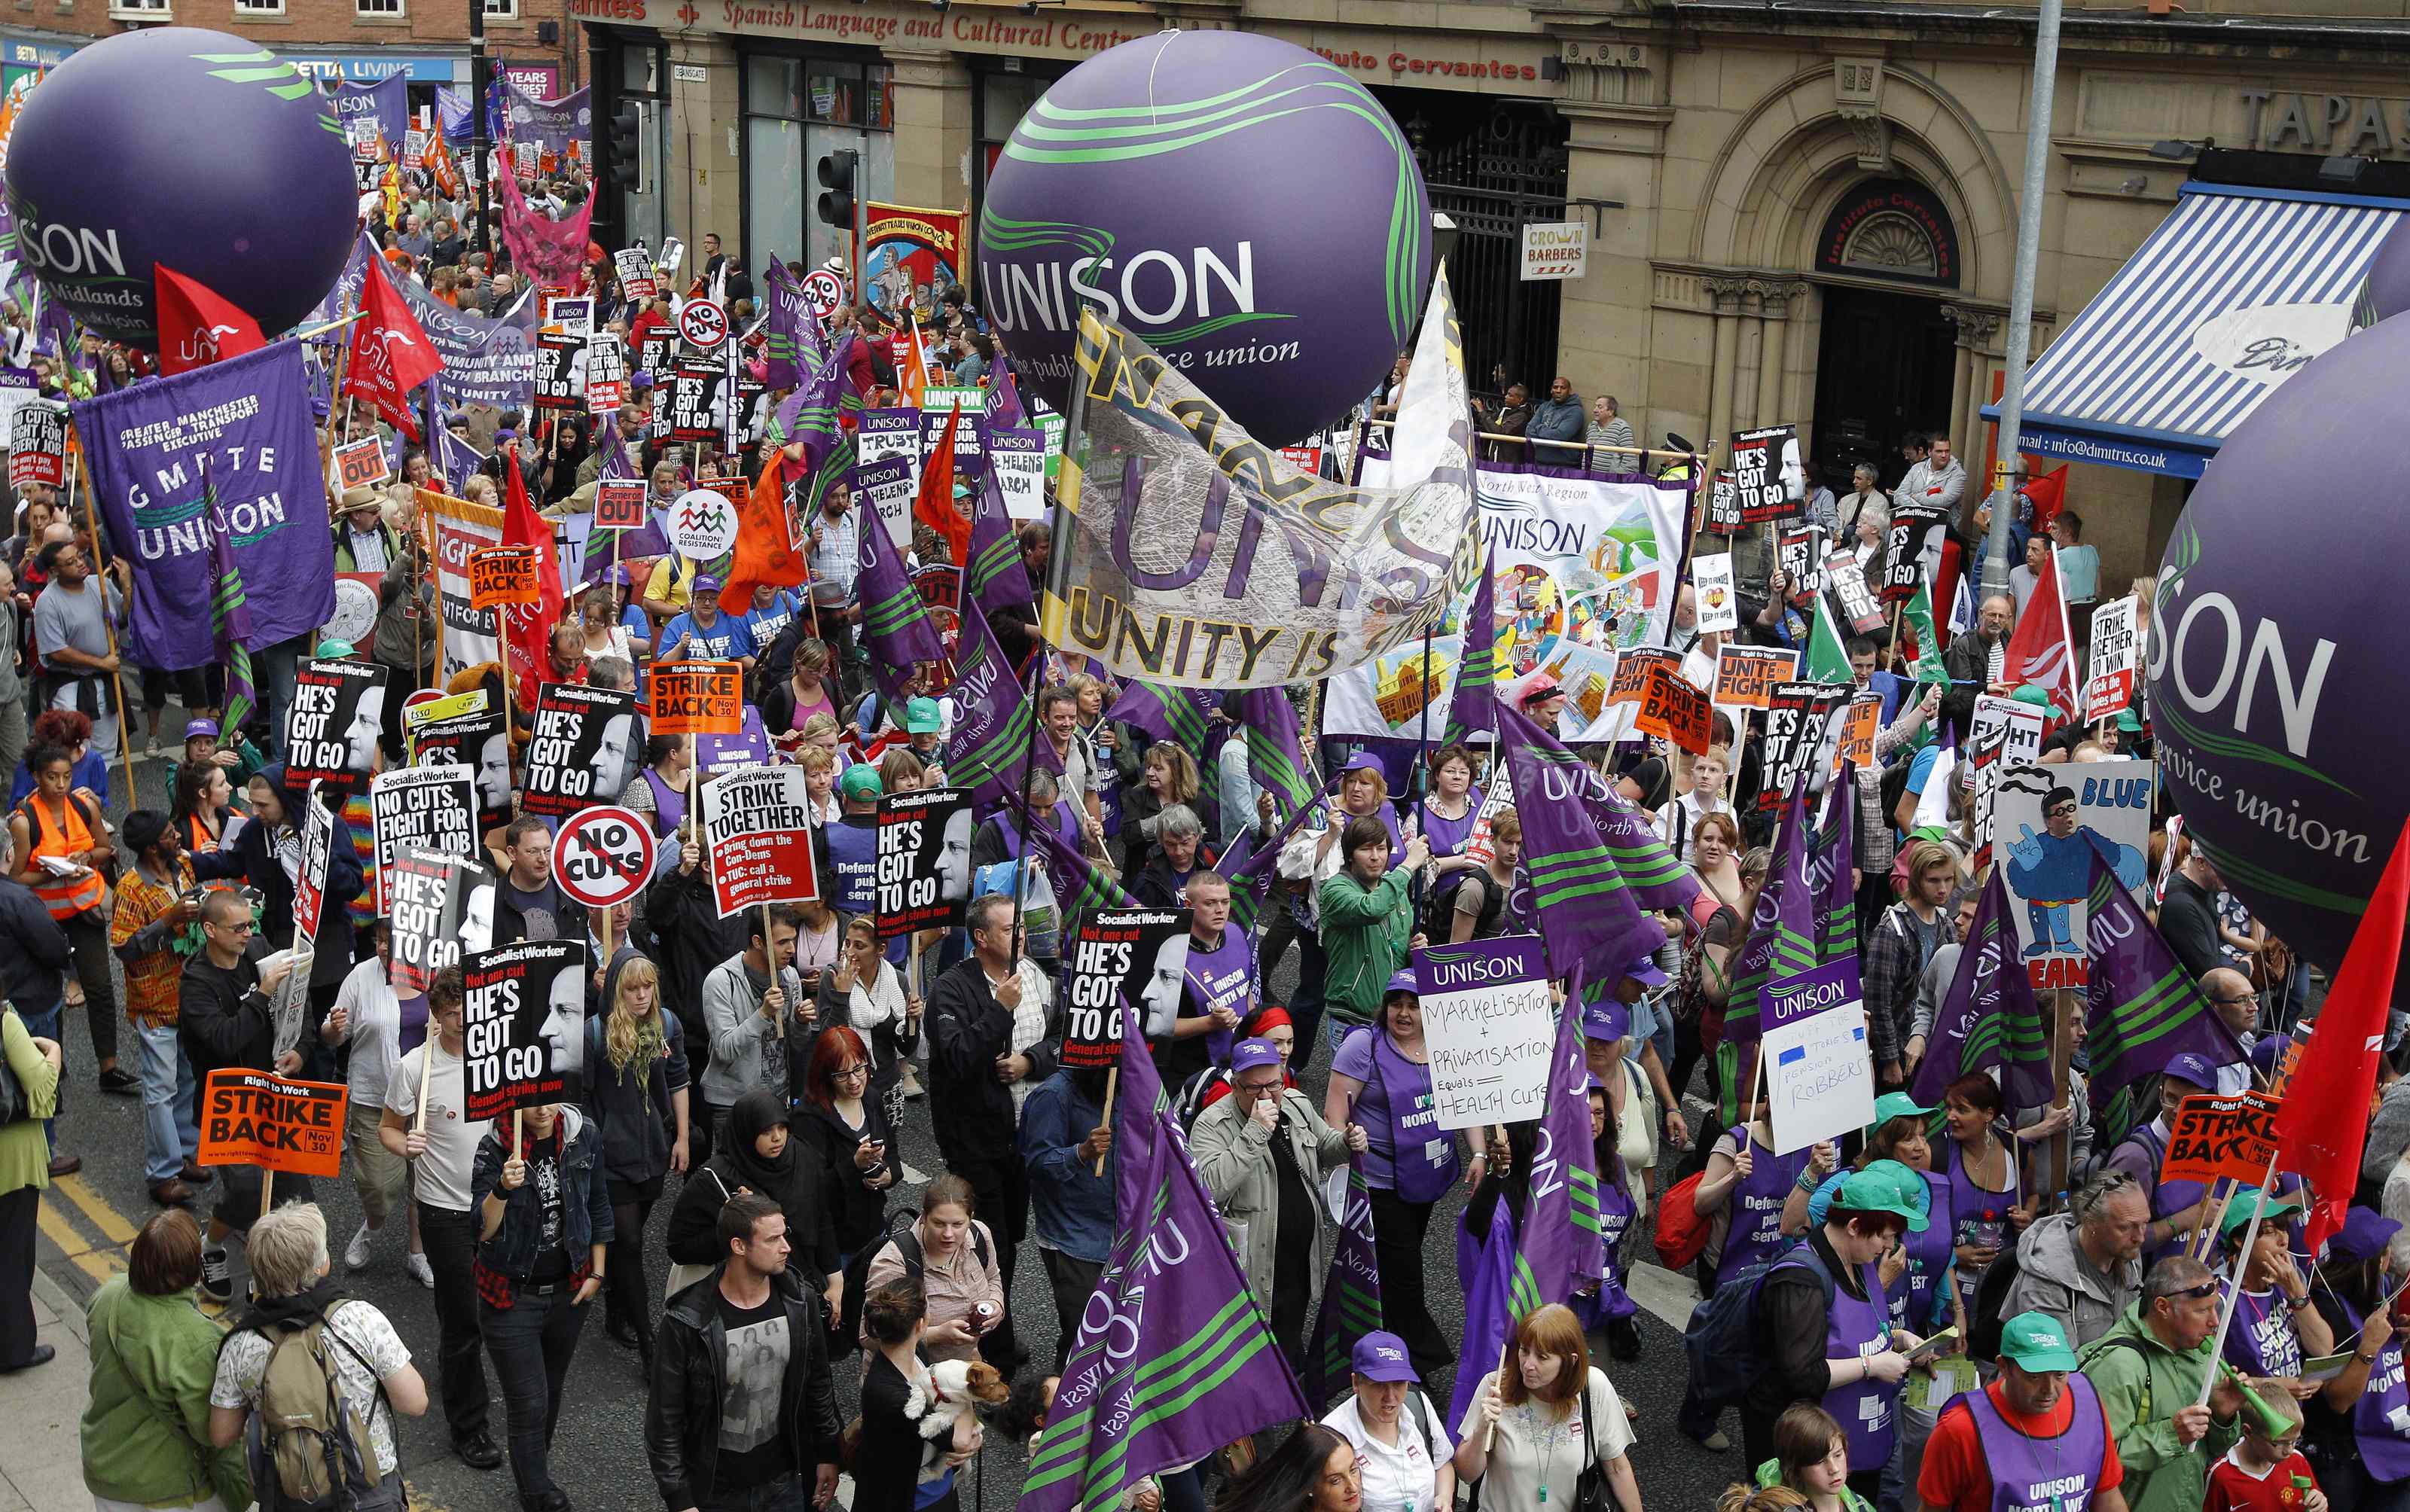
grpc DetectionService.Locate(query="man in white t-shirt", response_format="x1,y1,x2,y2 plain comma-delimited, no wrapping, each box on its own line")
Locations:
1321,1331,1457,1512
377,964,502,1471
1655,745,1732,864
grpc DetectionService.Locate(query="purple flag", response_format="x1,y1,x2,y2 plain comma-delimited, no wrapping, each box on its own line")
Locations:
1592,785,1703,916
1447,1198,1520,1434
1814,772,1859,961
854,464,942,700
1304,1164,1384,1409
967,465,1035,628
1027,1077,1308,1512
1447,547,1498,741
1910,867,2054,1114
2083,840,2247,1120
938,596,1059,813
1515,950,1607,1301
1498,701,1662,980
74,343,333,671
578,416,669,587
759,258,815,392
1717,785,1821,1120
1108,986,1167,1221
1108,681,1223,766
983,358,1027,429
1235,687,1319,821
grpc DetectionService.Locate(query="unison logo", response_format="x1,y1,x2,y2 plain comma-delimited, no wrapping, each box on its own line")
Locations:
981,242,1272,346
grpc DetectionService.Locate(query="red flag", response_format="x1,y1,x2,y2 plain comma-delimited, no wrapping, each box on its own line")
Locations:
499,449,564,712
719,456,810,614
2000,544,2076,724
2274,817,2410,1257
2019,463,2068,538
153,266,264,376
345,255,443,440
913,405,969,569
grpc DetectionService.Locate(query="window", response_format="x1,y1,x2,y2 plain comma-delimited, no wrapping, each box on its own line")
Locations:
484,0,517,17
106,0,169,15
236,0,286,14
356,0,403,14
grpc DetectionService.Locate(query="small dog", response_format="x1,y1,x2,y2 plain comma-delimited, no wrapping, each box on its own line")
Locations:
908,1358,1009,1480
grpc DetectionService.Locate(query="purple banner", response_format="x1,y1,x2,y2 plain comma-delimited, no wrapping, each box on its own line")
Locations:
1762,958,1862,1034
331,78,410,155
73,343,334,670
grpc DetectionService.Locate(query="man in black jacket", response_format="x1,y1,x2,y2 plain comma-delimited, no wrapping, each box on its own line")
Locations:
647,1192,841,1512
179,888,304,1298
1939,593,2015,741
0,837,72,1174
926,895,1058,1371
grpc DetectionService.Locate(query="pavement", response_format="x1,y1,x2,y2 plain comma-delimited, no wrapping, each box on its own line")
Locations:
18,739,1758,1512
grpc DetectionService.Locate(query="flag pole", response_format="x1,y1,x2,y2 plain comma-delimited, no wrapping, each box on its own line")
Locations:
2197,1151,2281,1407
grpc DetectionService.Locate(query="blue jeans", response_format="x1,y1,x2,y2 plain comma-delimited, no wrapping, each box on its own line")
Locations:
135,1019,199,1183
698,1473,813,1512
16,999,59,1153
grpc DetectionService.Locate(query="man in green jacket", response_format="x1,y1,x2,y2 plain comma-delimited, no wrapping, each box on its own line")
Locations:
2074,1254,2247,1512
1315,815,1428,1047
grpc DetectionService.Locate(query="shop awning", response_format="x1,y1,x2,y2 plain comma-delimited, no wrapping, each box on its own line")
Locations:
1981,183,2410,479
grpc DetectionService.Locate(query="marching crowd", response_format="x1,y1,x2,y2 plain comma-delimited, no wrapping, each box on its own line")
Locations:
0,160,2399,1512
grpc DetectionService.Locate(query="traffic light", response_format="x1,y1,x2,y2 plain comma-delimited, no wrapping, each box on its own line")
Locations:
816,148,858,228
602,102,643,192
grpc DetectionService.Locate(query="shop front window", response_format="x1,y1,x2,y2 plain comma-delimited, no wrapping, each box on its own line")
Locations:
743,51,892,283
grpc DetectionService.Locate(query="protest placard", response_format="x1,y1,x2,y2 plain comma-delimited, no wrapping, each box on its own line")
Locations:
875,788,972,940
1882,503,1950,604
1731,425,1800,524
1692,552,1739,633
1706,474,1742,536
2161,1090,2283,1186
403,687,487,735
584,334,627,413
334,436,390,492
386,846,480,993
913,565,963,615
701,766,819,918
1968,694,2048,864
197,1070,346,1178
522,683,642,817
1714,645,1800,710
649,660,744,735
553,806,655,910
1758,681,1849,808
1763,959,1862,1035
534,331,582,410
614,248,657,300
987,427,1047,520
1992,758,2155,989
547,296,593,340
468,546,542,611
593,480,648,532
1415,934,1551,1131
1764,1005,1875,1155
1636,663,1713,754
1061,908,1192,1065
1834,690,1881,776
271,791,334,1059
409,706,513,833
851,455,915,553
1609,649,1676,709
1825,552,1886,633
669,357,726,440
1777,526,1824,602
285,659,389,797
461,939,590,1121
8,399,66,489
370,766,477,914
2085,596,2141,726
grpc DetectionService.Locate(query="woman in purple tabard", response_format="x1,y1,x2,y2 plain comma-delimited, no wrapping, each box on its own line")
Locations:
1414,745,1484,902
1693,1093,1815,1294
1326,971,1481,1381
1569,1076,1639,1361
2214,1187,2333,1383
624,733,692,873
1936,1073,2029,1300
2303,1208,2410,1510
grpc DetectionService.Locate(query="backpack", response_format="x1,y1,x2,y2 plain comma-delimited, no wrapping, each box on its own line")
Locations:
1172,1065,1231,1132
1879,755,1917,834
244,1317,383,1512
1966,1242,2025,1362
1652,1172,1712,1270
831,1212,996,1357
1680,1241,1837,1412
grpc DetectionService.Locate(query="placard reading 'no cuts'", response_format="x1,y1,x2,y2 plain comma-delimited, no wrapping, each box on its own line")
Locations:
875,788,972,939
701,766,819,918
1414,934,1552,1130
1060,908,1192,1069
197,1069,347,1178
552,806,657,910
461,938,589,1122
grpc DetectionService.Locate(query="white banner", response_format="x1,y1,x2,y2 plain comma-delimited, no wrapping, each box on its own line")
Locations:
1325,462,1692,742
420,488,504,686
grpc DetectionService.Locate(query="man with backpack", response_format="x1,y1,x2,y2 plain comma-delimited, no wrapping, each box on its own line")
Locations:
206,1203,430,1512
2073,1254,2249,1512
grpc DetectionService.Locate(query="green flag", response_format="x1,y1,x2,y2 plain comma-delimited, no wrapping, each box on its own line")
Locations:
1902,579,1949,687
1803,589,1854,684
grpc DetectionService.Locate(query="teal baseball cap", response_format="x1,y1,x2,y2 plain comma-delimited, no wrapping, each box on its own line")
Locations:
1870,1092,1935,1130
838,765,882,801
2217,1186,2306,1237
905,697,944,734
1999,1312,2079,1373
1831,1161,1930,1233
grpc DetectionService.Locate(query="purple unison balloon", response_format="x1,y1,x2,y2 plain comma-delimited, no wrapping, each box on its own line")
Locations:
2149,312,2410,975
975,31,1431,447
2354,216,2410,330
4,27,356,349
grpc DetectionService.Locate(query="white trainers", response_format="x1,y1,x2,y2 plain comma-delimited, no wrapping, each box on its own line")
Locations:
405,1251,435,1289
344,1222,374,1273
200,1245,233,1303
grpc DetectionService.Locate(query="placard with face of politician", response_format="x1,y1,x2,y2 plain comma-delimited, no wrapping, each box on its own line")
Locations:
522,683,642,818
286,658,390,797
460,938,591,1120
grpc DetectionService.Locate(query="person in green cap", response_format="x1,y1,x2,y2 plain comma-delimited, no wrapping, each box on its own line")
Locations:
2076,1254,2249,1512
1743,1163,1930,1498
1917,1309,2128,1512
2211,1187,2329,1382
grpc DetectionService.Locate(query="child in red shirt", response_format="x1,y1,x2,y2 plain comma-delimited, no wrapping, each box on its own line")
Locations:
2204,1393,2329,1512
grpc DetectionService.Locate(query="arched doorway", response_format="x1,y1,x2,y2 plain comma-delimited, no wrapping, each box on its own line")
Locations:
1809,178,1961,486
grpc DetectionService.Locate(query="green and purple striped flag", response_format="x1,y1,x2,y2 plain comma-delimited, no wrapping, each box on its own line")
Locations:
203,457,257,736
2082,839,2246,1134
1498,701,1661,981
1303,1164,1384,1409
967,465,1034,627
1444,549,1498,742
1911,867,2055,1114
1718,782,1821,1120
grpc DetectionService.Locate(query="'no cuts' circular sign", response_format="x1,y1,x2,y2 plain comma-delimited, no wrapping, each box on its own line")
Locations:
552,805,657,908
801,268,847,321
677,299,728,351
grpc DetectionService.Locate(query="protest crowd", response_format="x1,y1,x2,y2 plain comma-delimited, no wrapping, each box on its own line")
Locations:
2,40,2406,1512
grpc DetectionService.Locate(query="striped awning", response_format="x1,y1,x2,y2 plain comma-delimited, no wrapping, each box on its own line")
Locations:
1982,183,2409,478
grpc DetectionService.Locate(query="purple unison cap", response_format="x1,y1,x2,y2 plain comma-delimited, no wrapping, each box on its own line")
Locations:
1350,1331,1419,1382
1230,1038,1285,1075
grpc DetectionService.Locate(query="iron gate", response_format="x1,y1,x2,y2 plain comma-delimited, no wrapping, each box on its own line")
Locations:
1411,103,1570,405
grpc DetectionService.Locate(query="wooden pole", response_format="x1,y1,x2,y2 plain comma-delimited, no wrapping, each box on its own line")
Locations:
1481,1336,1513,1453
1091,1064,1118,1178
413,1039,435,1135
258,1167,275,1221
2048,986,2075,1203
2186,1176,2230,1262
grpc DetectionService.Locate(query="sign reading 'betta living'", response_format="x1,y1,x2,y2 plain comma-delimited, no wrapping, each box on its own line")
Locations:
976,32,1431,446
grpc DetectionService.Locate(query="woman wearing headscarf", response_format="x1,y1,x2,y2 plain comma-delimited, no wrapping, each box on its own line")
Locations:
663,1088,842,1313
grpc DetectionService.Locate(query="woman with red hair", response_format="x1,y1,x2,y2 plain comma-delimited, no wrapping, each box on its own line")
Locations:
798,1023,897,1270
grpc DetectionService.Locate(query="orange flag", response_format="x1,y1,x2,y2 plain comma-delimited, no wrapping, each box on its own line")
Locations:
899,308,930,408
912,406,969,568
718,456,810,614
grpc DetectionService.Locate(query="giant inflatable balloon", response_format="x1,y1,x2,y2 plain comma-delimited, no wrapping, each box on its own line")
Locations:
2351,216,2410,330
2149,312,2410,976
978,31,1432,447
4,28,355,350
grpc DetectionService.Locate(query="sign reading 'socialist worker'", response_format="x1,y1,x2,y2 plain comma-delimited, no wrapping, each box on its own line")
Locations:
874,788,972,940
